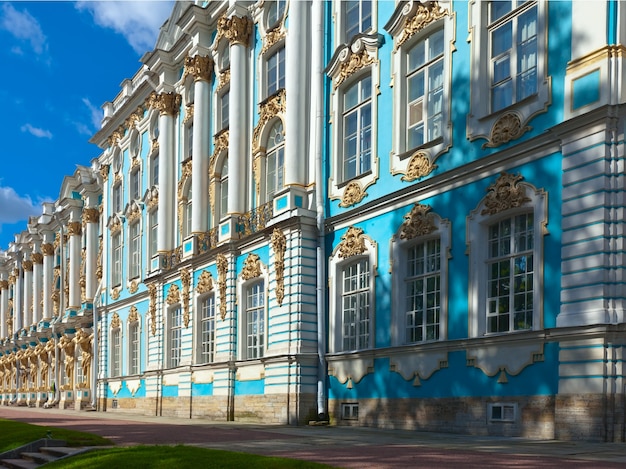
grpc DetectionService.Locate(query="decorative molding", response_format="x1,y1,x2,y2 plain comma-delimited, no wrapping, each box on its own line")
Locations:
67,221,82,237
483,112,531,149
338,226,367,259
340,181,367,207
110,287,120,300
128,305,139,323
217,254,228,320
196,270,214,294
148,284,157,336
22,261,33,272
125,106,144,131
217,14,253,47
166,283,180,305
82,207,100,224
252,89,285,153
128,280,139,294
109,218,122,235
110,312,121,329
401,151,437,182
100,164,110,182
31,253,43,264
0,280,8,290
148,91,182,116
183,54,213,82
261,27,286,55
127,204,141,223
482,172,531,216
181,269,191,328
241,254,262,281
184,103,194,125
396,1,449,50
400,204,437,240
177,160,193,200
96,236,103,281
270,228,286,306
41,243,54,256
327,35,382,88
210,131,229,175
217,69,231,92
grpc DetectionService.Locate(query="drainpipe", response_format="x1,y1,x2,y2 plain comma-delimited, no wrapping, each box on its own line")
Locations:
312,0,327,420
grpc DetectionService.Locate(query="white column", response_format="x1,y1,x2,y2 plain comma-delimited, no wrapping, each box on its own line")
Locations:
68,217,82,310
284,0,307,186
13,263,23,332
155,92,181,253
41,233,54,321
83,206,100,302
227,15,252,215
189,56,213,234
31,247,43,326
22,258,33,328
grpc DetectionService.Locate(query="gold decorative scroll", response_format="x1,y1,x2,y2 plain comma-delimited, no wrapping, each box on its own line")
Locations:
41,243,54,256
110,312,121,329
401,151,437,182
270,228,286,306
482,172,531,215
337,48,374,87
129,280,138,294
184,55,213,82
483,112,531,149
400,204,437,240
340,181,366,207
181,269,191,328
196,270,214,294
22,261,33,272
241,254,261,281
217,15,253,47
184,104,194,125
210,131,229,175
166,284,180,305
217,254,228,320
396,1,449,50
127,204,141,223
261,27,286,55
252,90,285,153
338,226,366,259
128,305,139,323
148,284,157,336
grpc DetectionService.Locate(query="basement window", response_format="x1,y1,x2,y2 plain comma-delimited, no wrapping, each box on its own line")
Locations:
489,403,516,422
341,402,359,420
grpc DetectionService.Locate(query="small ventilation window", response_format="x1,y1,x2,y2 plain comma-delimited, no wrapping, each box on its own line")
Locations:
489,403,516,422
341,402,359,420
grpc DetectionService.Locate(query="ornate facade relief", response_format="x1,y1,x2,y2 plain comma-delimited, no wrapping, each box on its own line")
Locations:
483,112,532,149
148,284,157,336
340,181,367,208
481,172,531,216
338,226,367,259
252,90,286,154
327,34,382,88
217,15,253,47
166,284,180,305
184,55,214,82
388,1,449,51
400,204,437,240
217,254,228,320
181,269,191,328
270,228,286,306
401,152,437,182
196,270,214,294
148,91,182,116
241,254,262,281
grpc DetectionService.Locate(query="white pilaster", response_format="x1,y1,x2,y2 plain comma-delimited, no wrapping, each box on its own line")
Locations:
31,243,43,326
41,232,54,321
0,274,8,339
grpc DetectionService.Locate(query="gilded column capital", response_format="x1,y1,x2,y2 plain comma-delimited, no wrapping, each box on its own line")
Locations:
82,207,100,224
67,222,82,237
41,243,54,256
218,15,253,47
184,55,214,82
22,261,33,272
100,164,110,182
148,91,182,116
0,280,8,290
31,253,44,265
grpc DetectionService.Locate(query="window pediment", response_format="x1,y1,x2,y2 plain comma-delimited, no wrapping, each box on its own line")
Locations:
326,33,383,88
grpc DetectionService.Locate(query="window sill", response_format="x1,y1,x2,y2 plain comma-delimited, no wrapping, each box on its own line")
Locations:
337,169,373,190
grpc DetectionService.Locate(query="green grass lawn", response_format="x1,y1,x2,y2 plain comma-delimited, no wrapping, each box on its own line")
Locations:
0,419,335,468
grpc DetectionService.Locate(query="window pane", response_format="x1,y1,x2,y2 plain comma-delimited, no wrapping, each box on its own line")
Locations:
490,1,512,22
492,22,512,58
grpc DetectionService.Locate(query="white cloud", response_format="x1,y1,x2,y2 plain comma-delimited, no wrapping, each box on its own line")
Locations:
75,1,173,54
21,124,53,139
0,3,48,55
0,186,43,225
82,97,103,131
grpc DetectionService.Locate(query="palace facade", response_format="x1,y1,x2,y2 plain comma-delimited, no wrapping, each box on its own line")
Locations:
2,0,626,441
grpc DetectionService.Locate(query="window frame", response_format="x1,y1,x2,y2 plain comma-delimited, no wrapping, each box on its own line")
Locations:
167,304,183,368
467,0,549,145
391,207,450,346
130,167,141,201
265,45,286,98
128,220,141,280
341,75,373,183
328,230,377,354
264,119,285,203
466,175,547,338
340,0,373,44
243,280,266,360
111,326,122,378
128,319,140,375
197,293,216,364
111,230,122,287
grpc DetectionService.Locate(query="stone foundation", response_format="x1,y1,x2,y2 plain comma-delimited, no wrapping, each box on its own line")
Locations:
555,394,626,442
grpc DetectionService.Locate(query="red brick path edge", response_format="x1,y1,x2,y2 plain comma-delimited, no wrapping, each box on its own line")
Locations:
0,407,622,469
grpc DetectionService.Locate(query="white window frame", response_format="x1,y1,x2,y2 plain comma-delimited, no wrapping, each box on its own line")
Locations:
219,88,230,131
237,261,269,360
128,319,140,375
467,176,547,338
148,208,158,260
111,326,122,377
243,280,266,360
386,3,454,177
197,293,216,364
129,221,141,280
468,0,549,144
391,208,450,346
328,232,377,354
150,152,159,188
265,0,287,30
130,168,141,201
219,158,229,221
111,230,122,287
264,119,285,203
112,183,123,213
167,304,183,368
338,0,374,44
265,45,285,98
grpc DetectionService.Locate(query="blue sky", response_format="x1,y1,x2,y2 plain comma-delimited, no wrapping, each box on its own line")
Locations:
0,1,174,251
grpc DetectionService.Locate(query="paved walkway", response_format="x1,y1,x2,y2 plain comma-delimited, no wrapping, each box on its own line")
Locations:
2,406,626,468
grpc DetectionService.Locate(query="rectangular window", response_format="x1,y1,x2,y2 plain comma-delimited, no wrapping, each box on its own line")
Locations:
129,222,141,279
220,160,229,220
112,232,122,286
405,239,441,343
489,403,517,422
407,28,444,149
187,124,194,159
344,0,372,42
266,47,285,96
342,259,370,351
129,322,140,375
113,185,122,213
220,91,230,130
487,213,534,333
200,295,216,364
149,210,158,258
246,282,265,359
130,170,141,200
151,154,159,187
343,76,372,181
169,306,182,368
489,2,537,112
111,329,121,377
